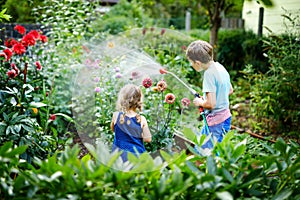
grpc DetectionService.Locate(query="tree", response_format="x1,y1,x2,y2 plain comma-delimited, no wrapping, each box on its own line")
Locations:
139,0,273,59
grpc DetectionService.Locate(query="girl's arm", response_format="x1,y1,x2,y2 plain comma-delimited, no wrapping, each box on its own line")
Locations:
110,112,117,132
141,116,152,143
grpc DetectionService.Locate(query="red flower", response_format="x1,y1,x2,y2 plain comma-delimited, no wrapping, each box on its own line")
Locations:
49,114,56,121
22,34,36,47
159,68,168,74
14,25,26,35
165,93,176,104
131,71,141,80
39,35,48,43
7,69,17,79
181,45,187,51
5,38,18,48
35,61,42,70
157,80,167,92
28,30,40,39
12,43,26,55
3,49,13,61
142,77,152,88
160,28,166,36
181,97,191,107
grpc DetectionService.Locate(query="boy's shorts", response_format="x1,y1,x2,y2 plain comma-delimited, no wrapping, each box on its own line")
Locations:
200,116,231,149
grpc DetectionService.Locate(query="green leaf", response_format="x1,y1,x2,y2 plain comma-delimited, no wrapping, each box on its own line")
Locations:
0,141,13,155
206,156,216,175
6,145,28,157
271,189,292,200
232,138,247,162
216,191,233,200
30,102,48,108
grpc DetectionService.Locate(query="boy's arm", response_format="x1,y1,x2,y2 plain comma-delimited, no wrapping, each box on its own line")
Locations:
193,92,216,110
229,83,233,95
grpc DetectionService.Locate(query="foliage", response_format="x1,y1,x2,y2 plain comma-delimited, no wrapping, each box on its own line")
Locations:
1,131,299,199
1,0,43,23
0,25,73,161
217,29,269,79
0,8,11,23
91,0,153,35
241,10,300,137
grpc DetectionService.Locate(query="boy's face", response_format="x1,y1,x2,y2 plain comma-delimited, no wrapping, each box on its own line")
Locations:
189,59,203,72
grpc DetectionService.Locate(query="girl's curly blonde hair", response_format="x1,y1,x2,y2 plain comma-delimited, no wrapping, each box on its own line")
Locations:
116,84,142,124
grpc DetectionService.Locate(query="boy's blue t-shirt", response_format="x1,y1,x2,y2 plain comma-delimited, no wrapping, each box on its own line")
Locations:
202,62,231,114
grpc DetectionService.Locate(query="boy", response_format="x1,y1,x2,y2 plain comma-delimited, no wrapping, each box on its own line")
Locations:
186,40,233,149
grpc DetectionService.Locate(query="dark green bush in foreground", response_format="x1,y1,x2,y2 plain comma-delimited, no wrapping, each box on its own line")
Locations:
1,131,299,199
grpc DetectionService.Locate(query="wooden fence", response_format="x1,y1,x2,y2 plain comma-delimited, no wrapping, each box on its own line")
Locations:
221,18,244,29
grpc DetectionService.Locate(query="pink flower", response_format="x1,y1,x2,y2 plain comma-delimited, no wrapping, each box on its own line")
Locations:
114,67,120,72
14,25,26,35
95,87,101,93
181,98,191,107
35,61,42,70
115,73,122,78
49,114,56,121
160,28,166,36
165,93,176,104
142,77,152,88
157,80,167,92
11,63,19,75
94,77,100,82
131,71,141,79
159,68,168,74
181,45,187,51
0,52,7,61
7,69,17,79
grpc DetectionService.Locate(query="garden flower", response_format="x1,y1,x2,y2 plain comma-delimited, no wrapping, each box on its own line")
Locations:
181,45,187,51
114,67,120,72
39,35,48,43
3,49,13,61
152,86,159,92
142,77,152,88
35,61,42,70
95,87,101,93
115,72,122,78
0,52,7,61
94,77,100,82
4,38,18,48
14,25,26,35
157,80,167,92
108,42,114,48
181,97,191,107
131,71,141,80
12,43,26,55
49,114,56,121
159,68,168,74
150,27,155,32
32,108,38,115
142,28,147,35
165,93,176,104
160,28,166,36
11,63,20,75
22,34,36,47
28,30,40,39
7,69,17,79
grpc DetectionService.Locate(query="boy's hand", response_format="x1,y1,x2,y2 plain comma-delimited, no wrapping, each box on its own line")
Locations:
193,97,204,107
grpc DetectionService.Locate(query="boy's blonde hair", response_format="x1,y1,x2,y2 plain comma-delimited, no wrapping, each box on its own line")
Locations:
186,40,213,64
116,84,142,124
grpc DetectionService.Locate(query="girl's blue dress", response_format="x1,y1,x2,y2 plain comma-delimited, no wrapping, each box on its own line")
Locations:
112,112,145,161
